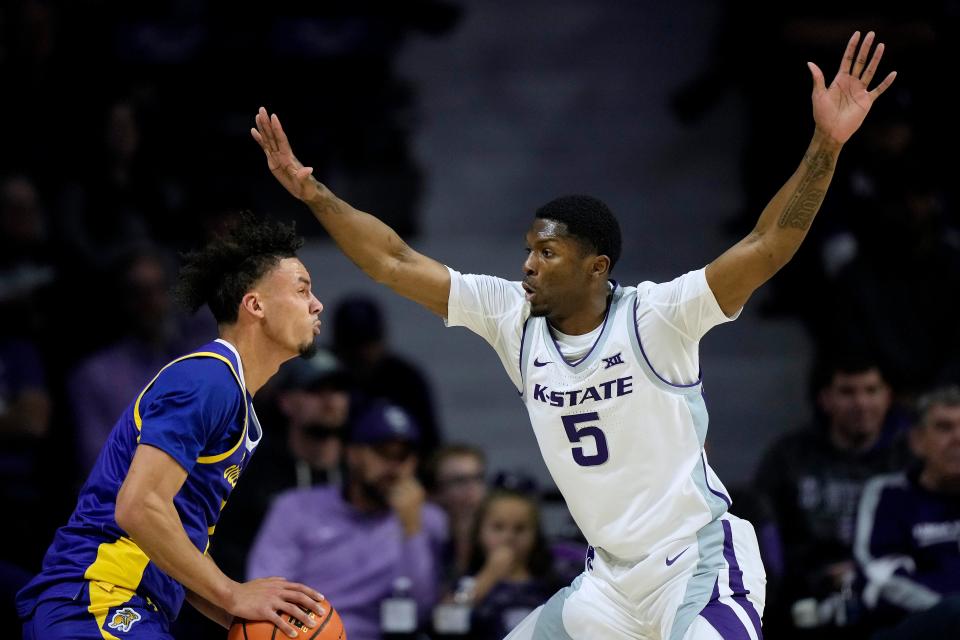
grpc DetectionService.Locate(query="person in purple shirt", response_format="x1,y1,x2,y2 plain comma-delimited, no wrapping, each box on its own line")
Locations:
854,386,960,638
67,248,217,474
248,400,447,640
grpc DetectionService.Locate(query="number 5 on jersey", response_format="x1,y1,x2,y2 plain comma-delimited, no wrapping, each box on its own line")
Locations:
562,412,609,466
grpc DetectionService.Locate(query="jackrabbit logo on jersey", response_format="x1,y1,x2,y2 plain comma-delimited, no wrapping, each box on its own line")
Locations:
107,607,142,633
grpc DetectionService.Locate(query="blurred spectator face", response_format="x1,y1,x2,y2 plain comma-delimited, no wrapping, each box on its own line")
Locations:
0,176,46,249
280,385,350,470
280,386,350,430
434,451,487,518
122,253,173,341
912,404,960,484
347,441,417,508
819,368,891,450
478,494,537,568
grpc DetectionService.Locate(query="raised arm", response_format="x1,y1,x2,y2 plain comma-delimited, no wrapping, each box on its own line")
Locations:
252,109,450,316
705,31,896,316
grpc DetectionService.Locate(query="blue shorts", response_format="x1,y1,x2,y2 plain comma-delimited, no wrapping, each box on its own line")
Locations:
22,581,173,640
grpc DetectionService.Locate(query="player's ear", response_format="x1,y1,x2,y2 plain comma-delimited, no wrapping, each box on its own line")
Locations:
240,292,265,319
592,255,611,278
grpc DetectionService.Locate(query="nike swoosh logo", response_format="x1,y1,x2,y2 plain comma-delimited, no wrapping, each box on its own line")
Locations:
665,546,691,566
533,358,551,367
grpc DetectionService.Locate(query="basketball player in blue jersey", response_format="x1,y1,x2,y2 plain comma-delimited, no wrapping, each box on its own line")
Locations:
17,217,328,639
253,32,895,640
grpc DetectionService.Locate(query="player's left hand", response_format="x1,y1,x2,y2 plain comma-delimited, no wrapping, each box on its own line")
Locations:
808,31,897,145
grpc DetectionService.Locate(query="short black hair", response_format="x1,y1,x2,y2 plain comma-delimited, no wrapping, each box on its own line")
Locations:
535,194,622,272
174,213,304,324
810,351,887,394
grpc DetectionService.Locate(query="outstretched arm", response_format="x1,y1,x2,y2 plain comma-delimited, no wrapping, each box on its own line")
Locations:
252,109,451,316
705,31,896,316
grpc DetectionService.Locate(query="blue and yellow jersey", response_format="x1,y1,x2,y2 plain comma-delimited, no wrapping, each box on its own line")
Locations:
16,339,262,623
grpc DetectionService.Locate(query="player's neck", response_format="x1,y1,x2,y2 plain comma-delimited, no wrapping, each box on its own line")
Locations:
548,289,610,336
218,327,288,395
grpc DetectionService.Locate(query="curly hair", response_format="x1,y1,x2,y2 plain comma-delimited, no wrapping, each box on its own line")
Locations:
174,213,304,324
535,194,622,272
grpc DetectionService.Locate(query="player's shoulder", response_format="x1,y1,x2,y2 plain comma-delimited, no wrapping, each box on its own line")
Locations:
455,270,525,296
162,354,238,385
150,352,244,406
634,269,708,296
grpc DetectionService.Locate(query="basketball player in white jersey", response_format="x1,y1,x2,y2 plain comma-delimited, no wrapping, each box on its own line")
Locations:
251,31,895,639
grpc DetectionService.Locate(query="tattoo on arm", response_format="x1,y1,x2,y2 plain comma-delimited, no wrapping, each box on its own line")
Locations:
778,149,833,230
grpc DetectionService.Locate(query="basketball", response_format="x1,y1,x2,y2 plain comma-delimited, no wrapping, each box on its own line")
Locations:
227,603,345,640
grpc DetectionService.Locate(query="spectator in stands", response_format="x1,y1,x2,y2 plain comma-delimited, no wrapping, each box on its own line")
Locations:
57,99,165,271
0,174,56,323
822,160,960,396
247,401,446,640
0,174,62,630
0,332,54,630
854,386,960,639
459,488,561,640
428,444,489,581
67,247,215,473
332,295,442,457
275,349,354,487
754,353,910,636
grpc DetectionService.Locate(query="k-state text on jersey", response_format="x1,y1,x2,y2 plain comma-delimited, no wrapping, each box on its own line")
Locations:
531,376,634,407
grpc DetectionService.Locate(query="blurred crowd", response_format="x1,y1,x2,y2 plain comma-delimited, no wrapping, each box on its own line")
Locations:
3,2,960,639
670,4,960,638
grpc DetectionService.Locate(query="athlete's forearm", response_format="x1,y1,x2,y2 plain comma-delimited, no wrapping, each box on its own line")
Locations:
749,129,841,268
304,182,411,284
186,586,234,629
117,492,235,613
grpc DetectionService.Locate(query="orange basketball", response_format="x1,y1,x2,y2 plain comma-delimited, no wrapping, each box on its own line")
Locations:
227,603,345,640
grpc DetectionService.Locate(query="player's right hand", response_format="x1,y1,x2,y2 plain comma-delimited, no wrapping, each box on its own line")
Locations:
229,577,326,638
251,107,325,205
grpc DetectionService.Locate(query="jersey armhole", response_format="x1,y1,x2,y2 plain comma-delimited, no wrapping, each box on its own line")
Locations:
133,352,249,464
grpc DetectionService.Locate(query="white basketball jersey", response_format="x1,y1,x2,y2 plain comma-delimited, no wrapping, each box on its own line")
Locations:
446,268,735,561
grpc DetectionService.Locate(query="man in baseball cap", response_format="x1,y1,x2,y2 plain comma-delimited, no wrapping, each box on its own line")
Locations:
248,400,446,638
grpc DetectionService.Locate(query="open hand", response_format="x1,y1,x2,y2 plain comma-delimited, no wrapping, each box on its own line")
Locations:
251,107,324,203
807,31,897,144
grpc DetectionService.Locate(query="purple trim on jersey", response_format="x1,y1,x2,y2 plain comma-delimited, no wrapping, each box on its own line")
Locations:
702,451,732,508
631,298,703,388
700,580,752,640
547,281,618,369
722,520,764,637
518,317,530,396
